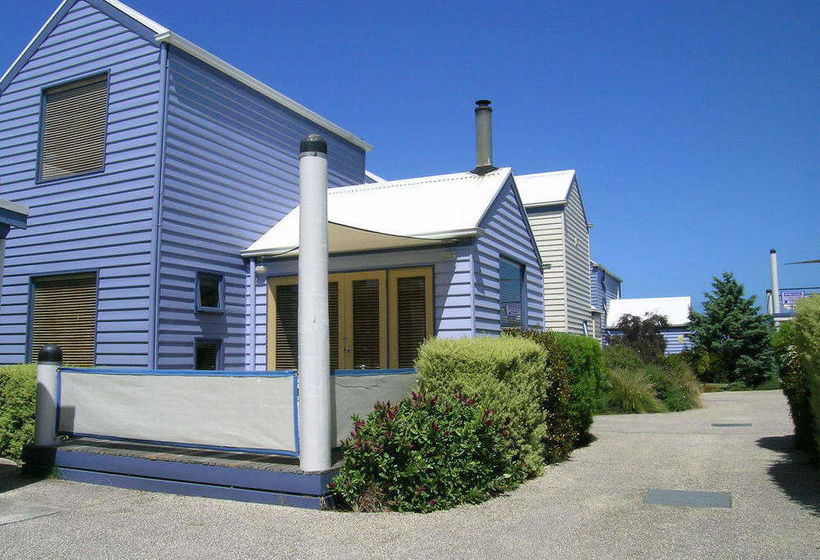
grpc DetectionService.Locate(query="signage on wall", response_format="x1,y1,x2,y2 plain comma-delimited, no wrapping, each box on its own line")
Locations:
503,303,522,322
781,290,807,310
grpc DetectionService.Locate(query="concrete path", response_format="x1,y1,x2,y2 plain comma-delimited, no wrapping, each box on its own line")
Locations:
1,390,818,559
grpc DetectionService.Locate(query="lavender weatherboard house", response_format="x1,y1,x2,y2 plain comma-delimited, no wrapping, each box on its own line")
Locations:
0,0,544,372
605,296,694,355
589,261,622,343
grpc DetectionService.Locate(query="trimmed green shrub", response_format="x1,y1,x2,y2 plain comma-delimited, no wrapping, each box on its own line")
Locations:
791,295,820,461
0,364,36,463
775,319,815,455
501,329,578,461
415,337,549,476
536,332,603,442
600,368,665,414
331,392,518,512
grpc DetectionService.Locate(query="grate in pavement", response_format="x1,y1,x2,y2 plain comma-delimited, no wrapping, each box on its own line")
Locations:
644,489,732,508
711,423,752,427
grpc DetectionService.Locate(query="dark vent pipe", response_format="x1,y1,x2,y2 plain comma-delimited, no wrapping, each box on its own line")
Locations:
473,100,497,175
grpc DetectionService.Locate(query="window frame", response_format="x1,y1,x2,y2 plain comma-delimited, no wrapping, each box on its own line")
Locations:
498,255,527,329
36,71,110,184
195,271,225,313
388,267,434,369
194,337,224,370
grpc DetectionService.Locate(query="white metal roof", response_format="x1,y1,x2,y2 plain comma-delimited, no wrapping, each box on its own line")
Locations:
606,297,692,328
244,167,513,257
0,0,371,152
515,169,576,207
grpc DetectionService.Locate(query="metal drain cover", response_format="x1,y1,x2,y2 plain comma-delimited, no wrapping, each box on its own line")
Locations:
645,489,732,508
712,423,752,427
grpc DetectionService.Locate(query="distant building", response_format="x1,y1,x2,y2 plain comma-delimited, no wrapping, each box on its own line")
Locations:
589,261,622,342
517,170,593,335
606,296,693,355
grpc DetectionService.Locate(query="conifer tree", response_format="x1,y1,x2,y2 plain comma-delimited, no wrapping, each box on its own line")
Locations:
689,272,774,385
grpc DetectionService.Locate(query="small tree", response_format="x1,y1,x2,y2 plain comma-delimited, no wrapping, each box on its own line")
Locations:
689,272,774,385
610,314,669,363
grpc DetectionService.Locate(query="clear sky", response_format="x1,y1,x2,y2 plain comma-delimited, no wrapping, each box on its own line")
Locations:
2,0,818,309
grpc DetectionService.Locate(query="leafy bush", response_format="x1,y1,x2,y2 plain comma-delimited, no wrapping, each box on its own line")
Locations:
775,319,815,454
415,337,549,476
790,295,820,461
609,313,669,363
0,364,37,463
600,368,665,414
331,392,518,512
600,347,700,413
542,332,603,442
602,345,645,372
658,354,702,410
499,329,576,462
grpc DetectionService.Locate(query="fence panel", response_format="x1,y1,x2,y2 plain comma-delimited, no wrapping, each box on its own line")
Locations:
58,369,298,455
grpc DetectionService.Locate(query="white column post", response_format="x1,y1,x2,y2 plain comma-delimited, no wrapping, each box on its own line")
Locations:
770,249,781,315
297,134,331,472
35,344,62,446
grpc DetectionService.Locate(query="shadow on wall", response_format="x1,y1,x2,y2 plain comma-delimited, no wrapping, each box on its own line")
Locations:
757,435,820,517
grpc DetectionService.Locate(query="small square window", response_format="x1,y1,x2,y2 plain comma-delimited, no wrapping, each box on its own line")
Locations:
196,272,224,312
195,339,222,370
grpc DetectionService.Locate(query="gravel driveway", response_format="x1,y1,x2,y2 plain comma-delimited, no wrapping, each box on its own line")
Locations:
1,390,817,560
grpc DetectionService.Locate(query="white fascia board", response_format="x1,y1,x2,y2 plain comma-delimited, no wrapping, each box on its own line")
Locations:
155,31,373,152
104,0,168,33
364,170,387,182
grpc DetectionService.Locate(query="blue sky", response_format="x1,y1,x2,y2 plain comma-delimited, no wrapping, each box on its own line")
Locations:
2,0,818,309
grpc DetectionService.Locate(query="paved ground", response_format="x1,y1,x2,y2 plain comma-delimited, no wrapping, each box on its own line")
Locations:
1,390,818,559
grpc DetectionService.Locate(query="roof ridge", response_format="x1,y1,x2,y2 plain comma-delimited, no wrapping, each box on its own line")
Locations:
328,168,508,196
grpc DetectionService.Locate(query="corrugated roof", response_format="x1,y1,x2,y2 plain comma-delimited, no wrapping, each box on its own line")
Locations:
0,0,371,152
606,297,692,328
244,167,512,257
515,169,575,207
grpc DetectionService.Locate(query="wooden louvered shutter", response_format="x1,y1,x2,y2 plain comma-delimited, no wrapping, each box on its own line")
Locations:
273,284,298,370
271,281,339,370
389,268,433,368
40,74,108,181
351,279,382,369
31,273,97,367
396,276,428,367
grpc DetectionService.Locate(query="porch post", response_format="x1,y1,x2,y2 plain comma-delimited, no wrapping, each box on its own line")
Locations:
35,344,62,446
297,134,331,472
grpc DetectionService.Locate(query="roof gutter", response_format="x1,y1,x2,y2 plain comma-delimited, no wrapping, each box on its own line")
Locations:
154,31,373,152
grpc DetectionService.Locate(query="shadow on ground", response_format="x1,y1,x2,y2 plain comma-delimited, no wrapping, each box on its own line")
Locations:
0,463,46,494
757,435,820,516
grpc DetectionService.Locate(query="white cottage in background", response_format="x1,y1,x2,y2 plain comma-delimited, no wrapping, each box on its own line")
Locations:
605,296,693,354
516,170,592,335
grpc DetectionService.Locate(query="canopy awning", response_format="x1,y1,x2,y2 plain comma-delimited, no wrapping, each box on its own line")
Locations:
243,167,511,258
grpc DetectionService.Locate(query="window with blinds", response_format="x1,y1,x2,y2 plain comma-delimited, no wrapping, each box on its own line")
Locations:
195,339,222,370
39,74,109,181
31,273,98,367
499,257,525,328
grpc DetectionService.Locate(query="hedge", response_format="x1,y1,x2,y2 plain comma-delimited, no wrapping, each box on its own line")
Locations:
779,295,820,462
415,337,549,477
504,329,602,447
0,364,36,463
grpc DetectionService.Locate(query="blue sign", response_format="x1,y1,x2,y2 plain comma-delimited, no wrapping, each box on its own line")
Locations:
781,290,807,310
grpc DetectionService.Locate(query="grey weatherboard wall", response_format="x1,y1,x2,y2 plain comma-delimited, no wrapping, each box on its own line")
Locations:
0,0,367,367
0,0,163,365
